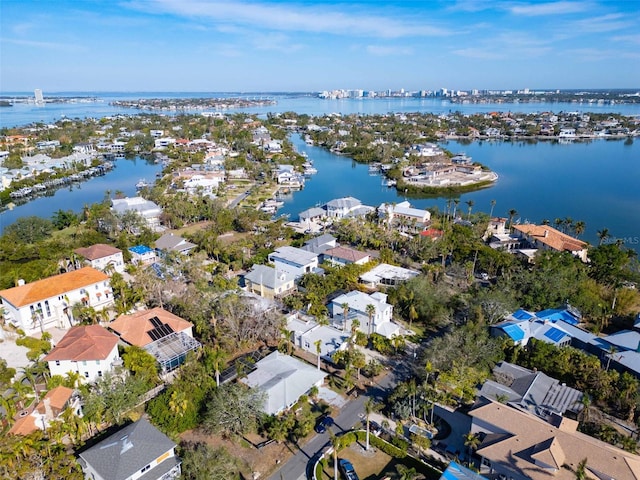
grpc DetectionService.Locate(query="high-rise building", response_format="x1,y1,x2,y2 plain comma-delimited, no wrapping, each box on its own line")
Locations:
34,89,44,105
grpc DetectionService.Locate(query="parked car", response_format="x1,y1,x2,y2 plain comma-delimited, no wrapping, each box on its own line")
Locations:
339,458,359,480
314,415,334,434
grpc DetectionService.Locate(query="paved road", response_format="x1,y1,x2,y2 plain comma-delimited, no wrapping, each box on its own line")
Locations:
268,362,408,480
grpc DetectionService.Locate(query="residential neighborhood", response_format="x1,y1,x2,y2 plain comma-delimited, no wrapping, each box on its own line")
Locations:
0,108,639,480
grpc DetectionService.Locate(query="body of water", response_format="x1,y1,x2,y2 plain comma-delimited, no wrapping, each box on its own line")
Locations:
2,91,640,129
0,92,638,252
282,135,640,251
0,157,162,231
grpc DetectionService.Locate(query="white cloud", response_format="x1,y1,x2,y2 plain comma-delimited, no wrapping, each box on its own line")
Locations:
366,45,413,56
123,0,453,38
252,33,304,53
1,37,87,52
452,48,505,59
509,1,590,16
568,47,640,60
571,13,635,33
612,34,640,45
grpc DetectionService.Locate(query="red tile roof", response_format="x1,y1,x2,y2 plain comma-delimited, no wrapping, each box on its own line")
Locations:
43,325,119,362
35,386,74,416
74,244,122,261
513,224,587,253
0,267,109,308
109,307,193,347
8,412,38,436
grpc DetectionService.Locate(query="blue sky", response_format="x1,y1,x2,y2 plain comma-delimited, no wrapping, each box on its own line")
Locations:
1,0,639,92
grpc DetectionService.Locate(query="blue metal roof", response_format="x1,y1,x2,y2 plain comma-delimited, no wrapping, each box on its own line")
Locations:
537,309,579,325
440,461,488,480
512,309,533,321
129,245,153,255
502,323,525,341
544,326,568,344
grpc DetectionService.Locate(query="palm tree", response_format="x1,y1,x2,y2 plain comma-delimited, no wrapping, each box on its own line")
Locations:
574,458,590,480
452,199,460,219
597,228,610,246
463,431,481,457
365,304,375,337
507,209,518,230
554,217,563,230
395,464,425,480
489,199,496,218
314,339,322,371
541,218,550,226
465,199,475,220
574,220,586,238
341,302,350,332
364,398,380,451
206,345,228,387
278,326,294,355
329,431,343,480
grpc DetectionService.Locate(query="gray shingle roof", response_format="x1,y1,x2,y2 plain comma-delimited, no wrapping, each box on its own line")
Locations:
79,418,176,480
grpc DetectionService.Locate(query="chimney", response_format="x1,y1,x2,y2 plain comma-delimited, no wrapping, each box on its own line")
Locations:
43,397,54,420
543,230,549,238
17,279,25,286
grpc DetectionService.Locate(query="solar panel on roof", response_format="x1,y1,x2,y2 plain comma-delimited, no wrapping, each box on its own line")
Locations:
149,316,162,328
147,322,175,341
148,329,161,341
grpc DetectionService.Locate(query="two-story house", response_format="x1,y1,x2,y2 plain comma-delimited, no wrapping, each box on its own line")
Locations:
244,264,296,300
9,386,82,436
43,325,120,382
330,291,400,338
267,246,319,280
0,267,114,335
78,417,181,480
512,224,588,263
74,244,125,274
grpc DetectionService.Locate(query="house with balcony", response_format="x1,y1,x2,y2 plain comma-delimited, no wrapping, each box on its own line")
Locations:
128,245,157,266
43,325,120,382
330,290,400,338
154,233,197,256
0,267,113,335
358,263,420,288
378,201,431,232
78,417,181,480
74,244,125,274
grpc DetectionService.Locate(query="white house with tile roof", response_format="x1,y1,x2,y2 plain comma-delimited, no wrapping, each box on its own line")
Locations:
43,325,120,382
0,267,114,335
74,244,125,274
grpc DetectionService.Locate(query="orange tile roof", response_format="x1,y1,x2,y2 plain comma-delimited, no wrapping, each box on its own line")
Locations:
43,325,119,362
8,412,38,436
74,244,122,261
513,224,587,253
36,386,74,416
0,267,109,308
109,307,193,347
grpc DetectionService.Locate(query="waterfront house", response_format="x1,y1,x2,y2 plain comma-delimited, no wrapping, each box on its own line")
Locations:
111,196,163,231
0,267,113,335
358,263,419,288
154,233,197,256
109,307,200,373
469,397,640,480
325,196,369,219
43,325,120,382
128,245,157,266
74,244,125,274
512,224,588,262
78,417,181,480
154,137,176,149
8,386,82,436
240,351,326,415
378,201,431,232
244,264,296,300
268,246,320,280
330,291,400,338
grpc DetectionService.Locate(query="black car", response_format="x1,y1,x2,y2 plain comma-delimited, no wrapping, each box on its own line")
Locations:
338,458,359,480
314,415,334,434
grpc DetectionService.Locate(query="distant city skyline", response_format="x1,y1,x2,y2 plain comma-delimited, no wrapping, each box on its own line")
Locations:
1,0,639,93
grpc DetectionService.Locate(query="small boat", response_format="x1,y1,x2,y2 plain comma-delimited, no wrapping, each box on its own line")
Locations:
136,179,149,189
304,166,318,176
385,179,397,187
